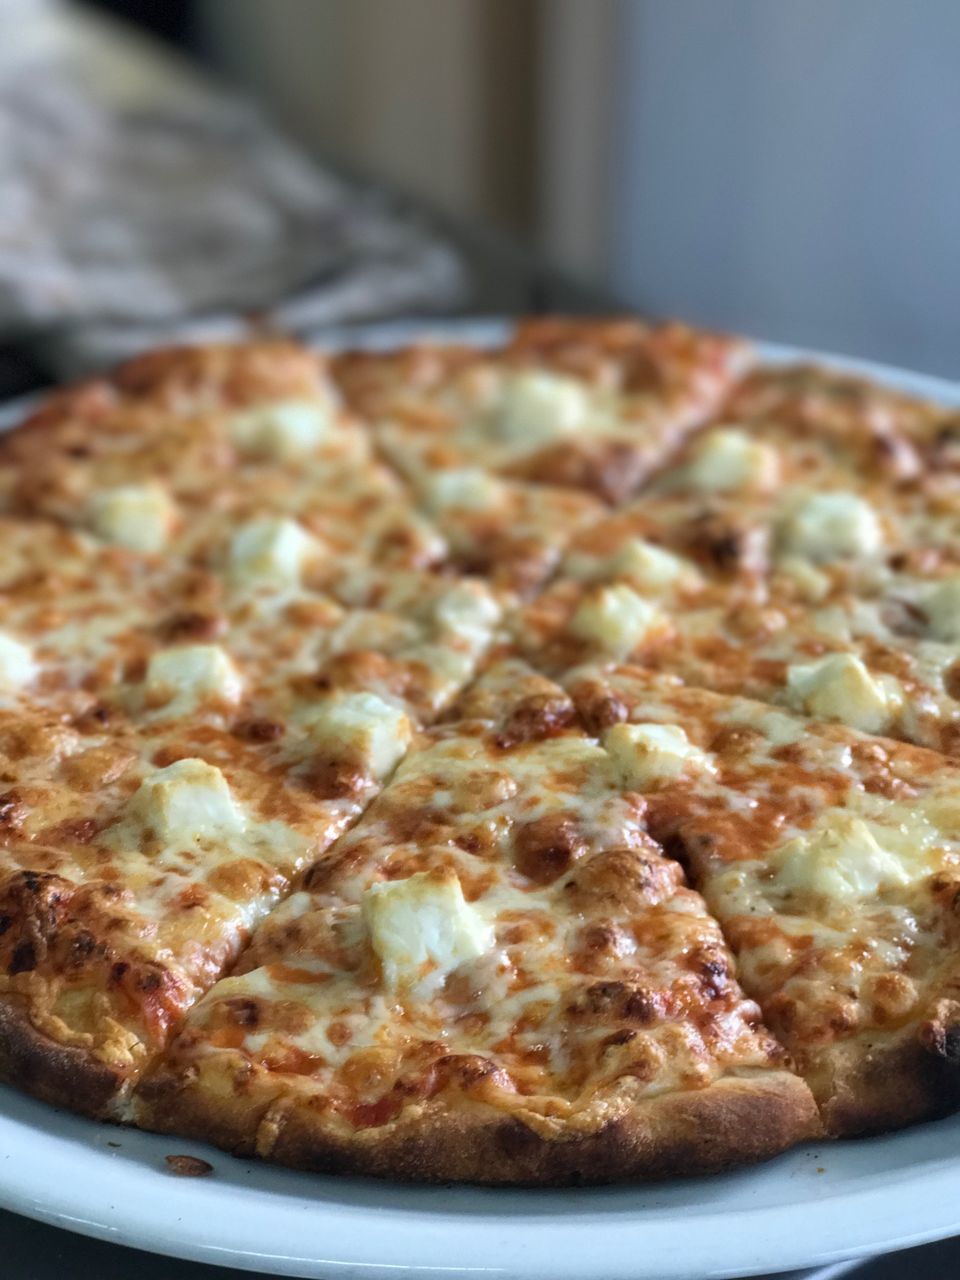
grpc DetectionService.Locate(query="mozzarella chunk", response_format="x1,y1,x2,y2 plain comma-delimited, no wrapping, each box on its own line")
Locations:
145,645,243,712
0,633,37,690
685,427,779,493
776,555,831,603
303,692,412,781
604,722,714,789
780,492,882,562
89,484,175,553
422,468,503,512
571,585,666,657
607,538,700,593
773,812,918,902
924,576,960,642
786,653,901,733
230,398,337,460
432,583,501,649
363,869,493,989
128,758,244,845
229,516,321,588
494,370,589,445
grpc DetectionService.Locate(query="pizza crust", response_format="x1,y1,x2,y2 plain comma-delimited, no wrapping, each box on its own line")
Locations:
812,1005,960,1137
136,1059,819,1185
0,996,125,1118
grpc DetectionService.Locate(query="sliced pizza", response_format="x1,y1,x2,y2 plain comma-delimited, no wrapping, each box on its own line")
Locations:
136,660,816,1183
565,663,960,1134
333,320,751,503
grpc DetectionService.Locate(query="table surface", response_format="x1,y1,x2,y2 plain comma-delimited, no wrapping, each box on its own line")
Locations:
3,1203,960,1280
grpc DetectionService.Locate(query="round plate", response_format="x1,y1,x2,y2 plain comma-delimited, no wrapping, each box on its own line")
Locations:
1,333,959,1279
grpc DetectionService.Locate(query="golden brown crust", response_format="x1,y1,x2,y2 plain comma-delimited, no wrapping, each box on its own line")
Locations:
0,996,124,1117
136,1061,819,1186
814,1007,960,1137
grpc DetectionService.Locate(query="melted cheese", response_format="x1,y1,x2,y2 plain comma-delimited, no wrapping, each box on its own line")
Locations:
686,427,779,493
773,812,921,902
924,576,960,642
145,645,243,713
422,468,503,512
229,516,321,588
127,758,245,845
780,491,882,562
362,869,493,990
0,632,37,690
606,538,700,594
229,398,337,460
303,692,412,780
571,585,666,657
89,484,175,553
604,722,714,789
786,653,901,733
494,370,589,445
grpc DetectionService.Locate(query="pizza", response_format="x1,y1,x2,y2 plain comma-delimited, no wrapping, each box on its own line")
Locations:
136,660,815,1182
0,319,959,1185
564,664,960,1135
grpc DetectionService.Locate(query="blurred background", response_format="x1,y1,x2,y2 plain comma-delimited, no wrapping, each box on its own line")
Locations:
1,0,959,395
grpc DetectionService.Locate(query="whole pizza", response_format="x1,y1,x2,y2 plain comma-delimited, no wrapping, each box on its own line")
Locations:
1,318,959,1183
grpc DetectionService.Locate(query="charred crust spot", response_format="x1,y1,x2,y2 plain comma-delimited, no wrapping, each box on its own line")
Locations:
494,693,576,750
158,612,227,643
0,915,10,936
571,980,659,1024
514,814,585,883
110,960,130,983
302,759,367,801
73,705,111,732
233,718,285,743
8,940,37,974
575,691,628,736
225,997,261,1028
138,971,163,993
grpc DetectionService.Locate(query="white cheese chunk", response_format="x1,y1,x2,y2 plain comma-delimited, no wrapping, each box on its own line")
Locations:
422,468,504,512
145,645,243,712
128,758,244,845
786,653,901,733
604,722,714,789
432,583,501,649
776,555,831,603
924,576,960,642
685,427,780,493
303,692,412,781
363,869,493,989
230,398,337,460
570,584,666,657
773,812,918,902
606,538,701,593
229,516,321,588
494,370,589,445
0,633,37,690
780,492,882,562
89,484,175,553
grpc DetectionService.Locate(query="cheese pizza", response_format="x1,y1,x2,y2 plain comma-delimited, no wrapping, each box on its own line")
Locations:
0,320,959,1184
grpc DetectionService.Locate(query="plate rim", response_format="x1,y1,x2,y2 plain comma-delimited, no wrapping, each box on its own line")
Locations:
1,326,959,1280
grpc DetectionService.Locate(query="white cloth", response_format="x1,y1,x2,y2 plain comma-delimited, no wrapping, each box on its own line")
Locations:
0,2,466,374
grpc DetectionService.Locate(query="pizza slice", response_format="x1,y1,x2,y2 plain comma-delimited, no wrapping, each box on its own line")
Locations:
565,663,960,1135
136,660,816,1184
513,541,960,756
0,537,501,1115
333,320,751,503
724,363,960,489
0,351,450,580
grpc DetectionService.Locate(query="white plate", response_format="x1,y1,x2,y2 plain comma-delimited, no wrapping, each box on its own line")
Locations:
1,330,959,1280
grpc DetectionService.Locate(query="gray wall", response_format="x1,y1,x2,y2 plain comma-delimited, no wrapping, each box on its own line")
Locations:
607,0,960,375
